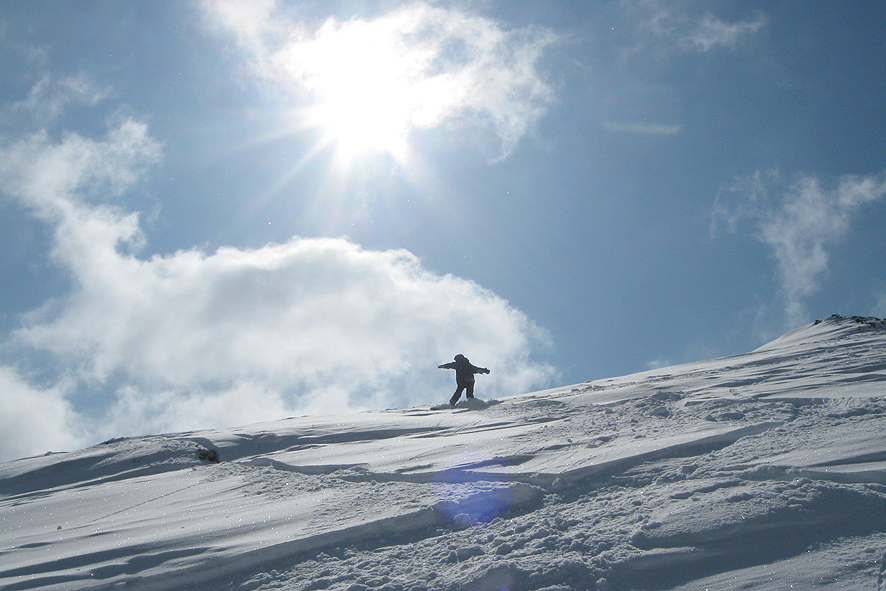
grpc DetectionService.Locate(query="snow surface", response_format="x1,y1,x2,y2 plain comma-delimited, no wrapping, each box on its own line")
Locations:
3,314,886,591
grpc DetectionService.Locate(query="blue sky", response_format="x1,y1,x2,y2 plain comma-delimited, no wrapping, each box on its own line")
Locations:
1,0,885,460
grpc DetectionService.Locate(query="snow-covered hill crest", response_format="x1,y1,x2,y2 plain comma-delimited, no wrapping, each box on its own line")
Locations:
2,315,886,590
755,314,886,351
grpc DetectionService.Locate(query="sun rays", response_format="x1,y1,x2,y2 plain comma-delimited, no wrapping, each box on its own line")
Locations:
289,19,420,163
208,1,556,172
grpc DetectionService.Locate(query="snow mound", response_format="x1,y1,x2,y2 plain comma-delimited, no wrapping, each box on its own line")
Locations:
3,318,886,590
755,314,886,351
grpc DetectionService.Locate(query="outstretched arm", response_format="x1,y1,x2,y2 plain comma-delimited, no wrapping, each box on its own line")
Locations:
438,362,455,370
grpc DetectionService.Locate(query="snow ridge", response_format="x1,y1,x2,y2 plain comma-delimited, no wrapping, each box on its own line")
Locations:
2,317,886,590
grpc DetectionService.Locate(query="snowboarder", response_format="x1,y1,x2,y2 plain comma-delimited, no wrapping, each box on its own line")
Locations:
438,354,490,406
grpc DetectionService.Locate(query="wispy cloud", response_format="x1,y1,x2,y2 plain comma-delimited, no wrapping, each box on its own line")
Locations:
7,73,113,127
624,0,766,58
201,0,556,161
0,89,554,461
875,291,886,318
713,170,886,329
682,12,766,52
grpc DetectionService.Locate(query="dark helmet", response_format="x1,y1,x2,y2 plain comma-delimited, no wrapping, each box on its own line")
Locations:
454,354,466,361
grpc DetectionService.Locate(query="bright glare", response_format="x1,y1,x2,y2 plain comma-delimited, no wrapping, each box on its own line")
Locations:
252,3,555,166
291,20,436,163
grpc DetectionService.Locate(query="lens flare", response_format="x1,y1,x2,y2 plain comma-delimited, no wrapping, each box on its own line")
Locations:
432,449,513,524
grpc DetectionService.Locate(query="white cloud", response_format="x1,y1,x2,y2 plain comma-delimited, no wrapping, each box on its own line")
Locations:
0,73,112,131
682,13,766,52
713,170,886,329
875,292,886,319
644,358,672,371
0,367,86,461
625,1,766,57
0,116,555,457
201,0,556,161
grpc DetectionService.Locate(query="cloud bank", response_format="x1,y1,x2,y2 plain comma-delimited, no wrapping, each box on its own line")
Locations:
713,170,886,328
0,106,554,462
0,367,85,462
201,0,556,161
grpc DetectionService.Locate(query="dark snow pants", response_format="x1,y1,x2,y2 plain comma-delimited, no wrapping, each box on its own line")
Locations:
450,380,474,405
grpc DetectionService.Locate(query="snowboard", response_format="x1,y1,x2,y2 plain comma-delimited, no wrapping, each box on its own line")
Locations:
430,398,490,411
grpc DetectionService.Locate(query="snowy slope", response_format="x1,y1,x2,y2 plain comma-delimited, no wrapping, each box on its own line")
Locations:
2,314,886,591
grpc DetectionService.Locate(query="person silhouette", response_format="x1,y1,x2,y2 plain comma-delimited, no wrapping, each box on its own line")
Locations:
438,354,490,406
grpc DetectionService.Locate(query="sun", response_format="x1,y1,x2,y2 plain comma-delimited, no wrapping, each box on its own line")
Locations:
293,21,429,164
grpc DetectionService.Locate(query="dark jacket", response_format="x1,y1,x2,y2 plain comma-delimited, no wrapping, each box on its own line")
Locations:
439,356,489,383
